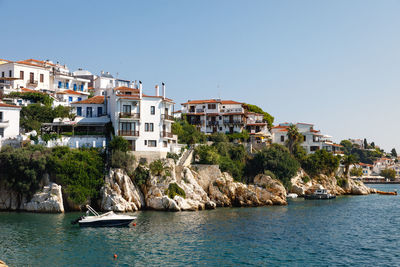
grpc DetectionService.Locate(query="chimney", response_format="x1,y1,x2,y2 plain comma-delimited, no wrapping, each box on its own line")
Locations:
139,80,143,99
155,85,159,96
162,82,166,99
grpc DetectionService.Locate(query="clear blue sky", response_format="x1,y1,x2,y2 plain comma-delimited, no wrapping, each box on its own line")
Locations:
2,0,400,151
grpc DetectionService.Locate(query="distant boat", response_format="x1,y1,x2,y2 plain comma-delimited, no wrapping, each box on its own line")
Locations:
287,193,298,199
304,189,336,200
71,205,136,227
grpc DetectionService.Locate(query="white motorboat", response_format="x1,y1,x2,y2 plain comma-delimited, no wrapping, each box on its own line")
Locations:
287,193,298,199
71,205,136,227
304,188,336,200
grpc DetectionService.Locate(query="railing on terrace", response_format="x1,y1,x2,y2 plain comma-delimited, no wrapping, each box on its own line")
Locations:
119,112,140,119
161,114,174,121
223,120,243,124
27,80,38,86
207,121,219,126
190,120,203,125
195,109,205,113
118,130,139,136
161,131,173,138
220,108,243,113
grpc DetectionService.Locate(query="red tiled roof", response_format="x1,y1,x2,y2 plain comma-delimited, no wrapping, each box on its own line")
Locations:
16,60,44,68
114,87,139,93
0,59,12,63
71,96,104,104
0,102,21,109
272,125,289,129
23,59,56,66
359,163,373,167
57,90,87,95
21,87,38,93
181,99,242,105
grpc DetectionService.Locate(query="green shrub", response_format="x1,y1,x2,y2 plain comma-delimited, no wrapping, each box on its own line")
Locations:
7,91,53,107
167,152,180,163
226,130,250,142
172,119,206,145
194,145,220,165
20,104,71,132
302,175,311,184
167,182,186,199
245,144,299,189
111,150,135,175
209,132,229,143
109,136,130,152
149,160,170,176
336,176,347,188
301,150,340,177
350,167,363,177
132,165,150,186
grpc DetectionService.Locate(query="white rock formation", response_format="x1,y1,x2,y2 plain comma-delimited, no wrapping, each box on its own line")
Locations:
100,169,145,212
21,183,64,213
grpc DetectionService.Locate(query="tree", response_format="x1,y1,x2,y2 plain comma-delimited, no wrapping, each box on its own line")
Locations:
340,140,353,155
285,125,303,154
391,148,397,158
363,138,368,149
350,167,363,177
302,149,341,177
370,142,375,148
341,154,359,177
172,119,206,145
380,168,396,181
245,144,300,188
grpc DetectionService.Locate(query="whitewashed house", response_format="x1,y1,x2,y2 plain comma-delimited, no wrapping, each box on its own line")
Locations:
55,89,89,106
271,122,343,154
0,102,20,139
108,82,178,157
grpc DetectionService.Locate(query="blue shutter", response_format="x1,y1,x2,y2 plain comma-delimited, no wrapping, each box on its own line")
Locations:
80,84,84,91
74,84,77,91
78,97,82,102
58,81,62,88
77,107,82,116
69,96,73,102
97,107,103,116
66,82,69,89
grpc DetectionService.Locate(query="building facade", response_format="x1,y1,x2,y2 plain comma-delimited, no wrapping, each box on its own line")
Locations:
0,102,20,139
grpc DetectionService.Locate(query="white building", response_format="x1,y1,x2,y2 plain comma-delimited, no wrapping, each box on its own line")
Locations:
271,122,343,154
180,99,268,135
55,90,89,106
93,71,134,96
0,102,20,139
109,82,177,156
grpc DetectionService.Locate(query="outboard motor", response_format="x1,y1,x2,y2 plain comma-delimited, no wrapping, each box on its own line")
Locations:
71,216,84,225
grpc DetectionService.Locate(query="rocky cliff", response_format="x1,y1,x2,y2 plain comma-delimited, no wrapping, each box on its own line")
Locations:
0,182,64,213
290,170,376,196
99,160,287,212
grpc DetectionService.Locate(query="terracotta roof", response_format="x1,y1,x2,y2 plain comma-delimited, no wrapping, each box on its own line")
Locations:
181,99,242,105
71,96,104,105
272,125,289,129
0,59,12,63
15,60,45,68
114,86,139,93
21,87,38,93
0,102,21,109
57,90,87,95
23,59,56,66
359,163,373,167
172,110,182,114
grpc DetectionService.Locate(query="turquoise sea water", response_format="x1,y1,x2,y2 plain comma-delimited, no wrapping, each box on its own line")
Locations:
1,184,400,266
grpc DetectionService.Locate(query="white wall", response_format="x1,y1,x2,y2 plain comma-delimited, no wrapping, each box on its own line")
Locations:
0,106,20,138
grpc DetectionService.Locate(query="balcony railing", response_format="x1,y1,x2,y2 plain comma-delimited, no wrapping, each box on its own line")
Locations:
27,80,38,86
223,120,243,125
161,114,174,121
220,108,243,113
119,112,140,119
161,131,173,138
190,120,203,125
118,130,139,136
207,121,219,126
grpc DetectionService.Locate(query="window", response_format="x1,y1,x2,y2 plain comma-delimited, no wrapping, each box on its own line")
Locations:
0,112,3,121
29,72,34,83
40,74,44,83
73,84,77,91
80,84,84,91
280,135,284,142
66,82,69,89
97,107,103,116
20,71,24,79
76,107,82,116
69,96,73,102
58,81,62,88
145,123,154,132
150,106,155,115
208,104,216,109
304,135,306,141
1,72,4,77
148,140,157,147
77,97,82,102
87,107,93,117
123,105,131,113
0,128,3,137
163,141,168,147
9,70,12,77
144,140,147,145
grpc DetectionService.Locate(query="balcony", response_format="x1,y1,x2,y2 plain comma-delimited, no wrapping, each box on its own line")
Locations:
119,112,140,120
190,120,203,125
161,114,174,121
118,130,139,137
223,120,243,125
27,80,38,87
220,108,243,113
207,121,219,126
0,120,9,127
161,131,173,138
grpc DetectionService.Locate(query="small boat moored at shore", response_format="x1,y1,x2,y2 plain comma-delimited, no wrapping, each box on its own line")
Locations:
287,193,298,199
71,205,136,227
377,190,397,196
304,189,336,200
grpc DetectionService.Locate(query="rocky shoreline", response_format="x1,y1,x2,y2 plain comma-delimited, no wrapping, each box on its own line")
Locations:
0,160,376,213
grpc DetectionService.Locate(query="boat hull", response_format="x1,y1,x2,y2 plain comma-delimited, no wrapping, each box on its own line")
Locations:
79,219,134,227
